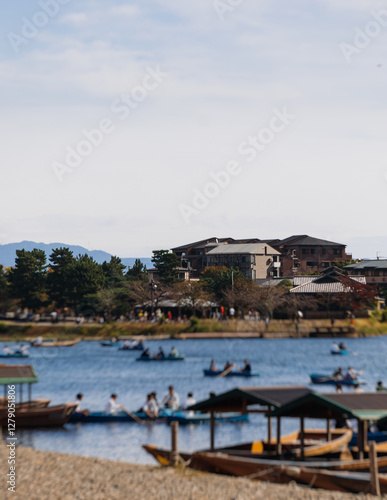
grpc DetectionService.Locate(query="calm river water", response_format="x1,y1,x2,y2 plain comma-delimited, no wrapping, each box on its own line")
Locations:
2,336,387,464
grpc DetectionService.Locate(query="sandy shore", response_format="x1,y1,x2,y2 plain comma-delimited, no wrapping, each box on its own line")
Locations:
1,445,385,500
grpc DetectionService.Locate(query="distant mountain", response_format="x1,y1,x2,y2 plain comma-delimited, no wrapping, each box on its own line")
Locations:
0,241,152,269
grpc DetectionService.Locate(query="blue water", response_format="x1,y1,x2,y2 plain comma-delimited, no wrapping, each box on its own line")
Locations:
2,336,387,464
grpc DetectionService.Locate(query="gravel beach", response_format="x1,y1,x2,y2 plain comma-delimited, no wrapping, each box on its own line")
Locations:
1,444,386,500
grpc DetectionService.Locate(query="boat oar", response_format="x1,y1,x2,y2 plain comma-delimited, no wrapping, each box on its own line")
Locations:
121,407,146,425
218,363,236,378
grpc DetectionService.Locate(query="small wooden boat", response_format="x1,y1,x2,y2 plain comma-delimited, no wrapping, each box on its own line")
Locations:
203,369,260,378
167,411,249,425
187,451,387,479
0,398,51,409
69,409,246,424
279,465,387,494
0,352,29,358
144,428,353,467
136,355,185,362
100,340,121,347
30,339,81,347
309,373,366,386
331,349,350,355
118,343,144,351
0,403,77,427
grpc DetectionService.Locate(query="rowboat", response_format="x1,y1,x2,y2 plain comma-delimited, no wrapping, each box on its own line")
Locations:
0,398,50,409
331,349,350,355
144,428,353,466
203,369,260,378
118,344,144,351
0,352,29,358
185,451,387,479
69,409,247,425
100,340,121,347
30,339,81,347
309,373,366,386
0,403,77,427
279,465,387,494
136,355,185,362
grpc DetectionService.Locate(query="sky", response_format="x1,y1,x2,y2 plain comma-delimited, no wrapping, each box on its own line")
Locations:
1,0,387,259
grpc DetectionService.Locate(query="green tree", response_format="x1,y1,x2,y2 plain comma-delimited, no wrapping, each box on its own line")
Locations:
200,266,248,300
126,259,148,281
151,250,180,284
0,265,9,311
102,256,126,286
67,254,105,309
47,247,75,308
8,249,47,310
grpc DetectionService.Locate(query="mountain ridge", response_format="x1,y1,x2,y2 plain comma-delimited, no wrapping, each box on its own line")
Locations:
0,241,152,269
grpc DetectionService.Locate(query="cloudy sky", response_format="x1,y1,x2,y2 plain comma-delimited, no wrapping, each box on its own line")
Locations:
1,0,387,259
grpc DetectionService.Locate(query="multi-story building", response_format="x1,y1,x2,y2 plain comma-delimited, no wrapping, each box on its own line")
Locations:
345,260,387,287
205,243,281,280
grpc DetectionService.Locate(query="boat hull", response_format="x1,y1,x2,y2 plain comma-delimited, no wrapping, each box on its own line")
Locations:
0,353,29,358
331,350,350,355
0,403,77,427
30,339,81,347
136,356,185,361
309,373,365,386
203,369,259,378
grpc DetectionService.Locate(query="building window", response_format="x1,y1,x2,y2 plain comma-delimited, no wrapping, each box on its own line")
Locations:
374,271,380,277
241,256,247,263
321,262,330,268
310,249,316,254
302,249,308,254
333,249,341,255
307,261,318,267
322,249,326,255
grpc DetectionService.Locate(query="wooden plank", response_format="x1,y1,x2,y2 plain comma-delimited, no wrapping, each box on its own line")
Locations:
369,441,381,496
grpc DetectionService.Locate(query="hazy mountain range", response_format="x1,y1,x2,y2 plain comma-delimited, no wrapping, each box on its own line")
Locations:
0,241,153,269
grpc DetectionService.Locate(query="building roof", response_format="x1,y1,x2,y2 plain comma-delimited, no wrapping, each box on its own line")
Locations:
290,274,367,294
279,235,346,247
0,364,38,385
171,237,233,252
346,260,387,270
206,243,280,256
270,392,387,421
189,386,312,413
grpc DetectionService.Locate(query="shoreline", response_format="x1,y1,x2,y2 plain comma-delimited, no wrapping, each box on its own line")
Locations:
1,444,381,500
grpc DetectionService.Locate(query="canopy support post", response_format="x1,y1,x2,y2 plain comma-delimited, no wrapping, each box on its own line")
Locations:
28,383,32,405
300,416,305,460
267,414,272,443
276,417,281,456
210,410,215,451
326,419,331,441
170,421,179,467
369,440,380,496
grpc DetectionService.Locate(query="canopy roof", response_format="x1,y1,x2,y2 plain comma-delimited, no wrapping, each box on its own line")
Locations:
270,392,387,421
189,386,311,413
0,364,38,385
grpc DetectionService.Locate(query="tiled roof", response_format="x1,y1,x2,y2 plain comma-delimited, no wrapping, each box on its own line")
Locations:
206,243,280,255
279,235,346,247
346,260,387,270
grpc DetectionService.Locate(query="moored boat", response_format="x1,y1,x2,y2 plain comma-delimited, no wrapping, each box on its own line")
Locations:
0,352,29,358
0,403,77,427
30,339,81,347
331,349,350,355
309,373,366,386
136,355,185,362
279,465,387,494
203,369,259,378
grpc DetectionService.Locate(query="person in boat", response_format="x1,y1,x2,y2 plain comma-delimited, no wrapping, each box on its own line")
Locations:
209,359,217,372
142,393,159,419
223,361,233,371
332,367,343,380
241,359,251,372
34,336,43,346
335,383,343,393
376,380,387,392
72,393,89,416
122,340,132,350
111,337,118,343
140,348,151,358
15,344,28,355
344,366,361,380
330,342,340,353
338,342,346,350
155,346,165,359
182,393,196,416
3,345,12,355
104,394,123,415
161,385,180,410
169,346,179,358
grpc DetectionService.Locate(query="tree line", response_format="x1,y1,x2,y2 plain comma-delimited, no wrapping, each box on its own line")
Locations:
0,248,377,320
